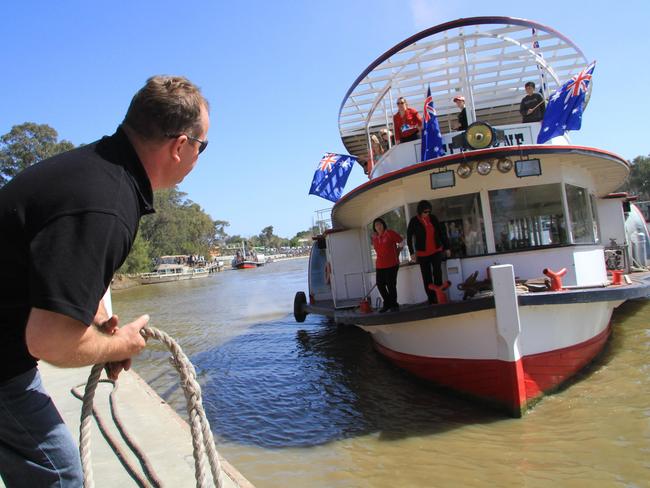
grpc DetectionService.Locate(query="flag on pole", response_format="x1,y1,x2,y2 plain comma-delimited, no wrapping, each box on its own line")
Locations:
421,86,445,161
537,62,596,144
531,27,549,100
308,153,356,203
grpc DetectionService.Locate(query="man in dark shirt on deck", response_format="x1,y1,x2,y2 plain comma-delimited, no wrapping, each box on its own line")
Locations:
0,75,210,487
520,81,546,122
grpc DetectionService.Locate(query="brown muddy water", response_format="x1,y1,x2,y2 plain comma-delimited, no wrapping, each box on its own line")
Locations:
112,258,650,488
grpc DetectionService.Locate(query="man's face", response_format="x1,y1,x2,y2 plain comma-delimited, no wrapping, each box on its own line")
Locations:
525,85,535,95
175,104,210,184
397,99,407,111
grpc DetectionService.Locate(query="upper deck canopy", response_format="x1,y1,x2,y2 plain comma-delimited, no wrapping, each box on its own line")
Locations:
339,17,589,161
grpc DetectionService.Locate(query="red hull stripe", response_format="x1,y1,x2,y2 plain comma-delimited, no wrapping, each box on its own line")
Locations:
373,324,611,416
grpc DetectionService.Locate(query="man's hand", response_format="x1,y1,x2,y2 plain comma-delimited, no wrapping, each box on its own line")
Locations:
409,255,417,264
26,309,149,370
104,314,149,380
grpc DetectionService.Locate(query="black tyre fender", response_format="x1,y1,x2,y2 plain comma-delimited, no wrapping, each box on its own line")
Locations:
293,291,307,322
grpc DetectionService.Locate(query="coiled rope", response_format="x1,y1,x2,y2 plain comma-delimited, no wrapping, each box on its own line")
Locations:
78,325,224,488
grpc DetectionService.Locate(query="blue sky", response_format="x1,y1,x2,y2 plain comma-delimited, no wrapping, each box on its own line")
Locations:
2,0,647,238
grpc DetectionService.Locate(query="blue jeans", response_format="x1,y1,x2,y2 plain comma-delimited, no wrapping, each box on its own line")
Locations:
0,368,83,487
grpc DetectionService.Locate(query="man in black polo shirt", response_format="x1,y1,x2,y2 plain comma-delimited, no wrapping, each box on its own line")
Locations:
520,81,546,122
0,75,210,487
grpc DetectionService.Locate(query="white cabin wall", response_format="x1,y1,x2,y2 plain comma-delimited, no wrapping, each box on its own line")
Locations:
597,199,626,247
326,230,368,306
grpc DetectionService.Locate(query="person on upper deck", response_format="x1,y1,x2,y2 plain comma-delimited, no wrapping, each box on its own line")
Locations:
407,200,450,304
379,128,393,152
452,95,468,131
520,81,546,123
371,218,404,313
393,97,422,143
370,134,384,159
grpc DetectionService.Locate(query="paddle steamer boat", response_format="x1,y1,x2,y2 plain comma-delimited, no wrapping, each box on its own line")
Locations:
293,17,650,416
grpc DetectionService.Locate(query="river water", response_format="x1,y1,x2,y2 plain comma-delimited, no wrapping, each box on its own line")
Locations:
112,258,650,488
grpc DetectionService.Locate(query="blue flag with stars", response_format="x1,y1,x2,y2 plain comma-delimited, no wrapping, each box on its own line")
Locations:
308,153,356,203
421,86,445,161
537,62,596,144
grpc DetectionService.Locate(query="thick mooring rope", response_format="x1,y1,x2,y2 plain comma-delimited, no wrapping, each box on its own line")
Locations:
79,325,224,488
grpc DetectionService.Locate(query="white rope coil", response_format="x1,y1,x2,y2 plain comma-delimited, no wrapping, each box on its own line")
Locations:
79,325,224,488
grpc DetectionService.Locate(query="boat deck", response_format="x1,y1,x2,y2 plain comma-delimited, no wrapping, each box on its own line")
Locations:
306,271,650,326
0,363,254,488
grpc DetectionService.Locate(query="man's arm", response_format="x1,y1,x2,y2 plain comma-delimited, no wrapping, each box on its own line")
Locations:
25,308,148,368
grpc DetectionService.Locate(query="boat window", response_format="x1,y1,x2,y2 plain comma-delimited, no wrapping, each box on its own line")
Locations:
489,184,568,252
366,206,409,267
566,184,598,244
590,194,601,243
407,193,487,258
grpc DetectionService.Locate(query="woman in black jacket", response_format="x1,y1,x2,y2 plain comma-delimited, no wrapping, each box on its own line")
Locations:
407,200,450,304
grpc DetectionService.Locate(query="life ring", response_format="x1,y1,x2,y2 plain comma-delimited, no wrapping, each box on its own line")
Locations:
324,261,332,285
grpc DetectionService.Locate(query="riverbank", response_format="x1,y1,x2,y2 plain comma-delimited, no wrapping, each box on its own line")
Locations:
22,363,254,488
111,273,140,291
111,255,309,292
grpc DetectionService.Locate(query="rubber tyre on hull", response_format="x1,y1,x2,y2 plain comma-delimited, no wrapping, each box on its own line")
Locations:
294,291,307,322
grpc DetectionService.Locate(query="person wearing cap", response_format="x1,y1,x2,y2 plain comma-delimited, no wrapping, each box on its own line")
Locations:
452,95,468,131
520,81,546,122
393,97,422,143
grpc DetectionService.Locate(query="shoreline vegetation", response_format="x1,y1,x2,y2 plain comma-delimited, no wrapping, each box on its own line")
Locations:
111,254,309,292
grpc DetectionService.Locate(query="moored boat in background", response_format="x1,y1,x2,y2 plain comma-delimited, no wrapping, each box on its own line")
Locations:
139,255,213,285
293,16,650,416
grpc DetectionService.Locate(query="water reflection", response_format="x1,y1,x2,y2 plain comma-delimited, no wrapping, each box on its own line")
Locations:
114,261,650,488
196,313,504,448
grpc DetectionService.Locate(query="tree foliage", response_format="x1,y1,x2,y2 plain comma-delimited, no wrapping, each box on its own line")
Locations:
0,123,75,186
119,232,151,273
620,155,650,200
139,188,216,259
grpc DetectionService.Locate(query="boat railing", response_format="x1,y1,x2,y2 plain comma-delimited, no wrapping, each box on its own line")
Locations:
369,121,546,179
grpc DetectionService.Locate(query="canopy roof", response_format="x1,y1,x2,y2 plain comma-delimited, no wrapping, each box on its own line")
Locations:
338,17,589,161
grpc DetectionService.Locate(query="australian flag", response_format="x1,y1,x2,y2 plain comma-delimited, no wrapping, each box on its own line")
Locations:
537,62,596,144
421,86,445,161
308,152,356,203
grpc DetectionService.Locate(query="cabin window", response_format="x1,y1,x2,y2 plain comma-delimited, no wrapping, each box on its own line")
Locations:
408,193,487,257
566,184,598,244
489,184,568,252
590,194,601,243
366,206,409,267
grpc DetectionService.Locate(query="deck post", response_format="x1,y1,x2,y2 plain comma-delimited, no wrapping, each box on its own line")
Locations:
491,264,527,416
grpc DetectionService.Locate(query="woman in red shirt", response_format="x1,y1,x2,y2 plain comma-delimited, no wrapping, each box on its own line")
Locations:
372,218,404,313
393,97,422,143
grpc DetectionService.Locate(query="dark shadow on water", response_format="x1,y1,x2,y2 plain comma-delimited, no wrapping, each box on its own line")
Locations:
192,315,503,448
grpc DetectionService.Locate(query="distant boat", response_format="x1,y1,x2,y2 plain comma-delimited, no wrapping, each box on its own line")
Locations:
231,242,266,269
139,255,210,284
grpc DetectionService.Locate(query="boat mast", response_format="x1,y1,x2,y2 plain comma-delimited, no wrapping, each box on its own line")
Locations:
459,33,476,126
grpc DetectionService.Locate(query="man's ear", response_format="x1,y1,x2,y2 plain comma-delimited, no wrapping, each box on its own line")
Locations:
169,135,187,163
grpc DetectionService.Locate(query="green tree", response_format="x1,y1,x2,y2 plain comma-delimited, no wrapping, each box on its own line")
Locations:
620,155,650,200
119,232,152,273
139,187,217,258
214,220,230,243
260,225,274,247
0,122,75,186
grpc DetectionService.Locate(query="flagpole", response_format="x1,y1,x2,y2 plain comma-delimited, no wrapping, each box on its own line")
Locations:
459,35,476,126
